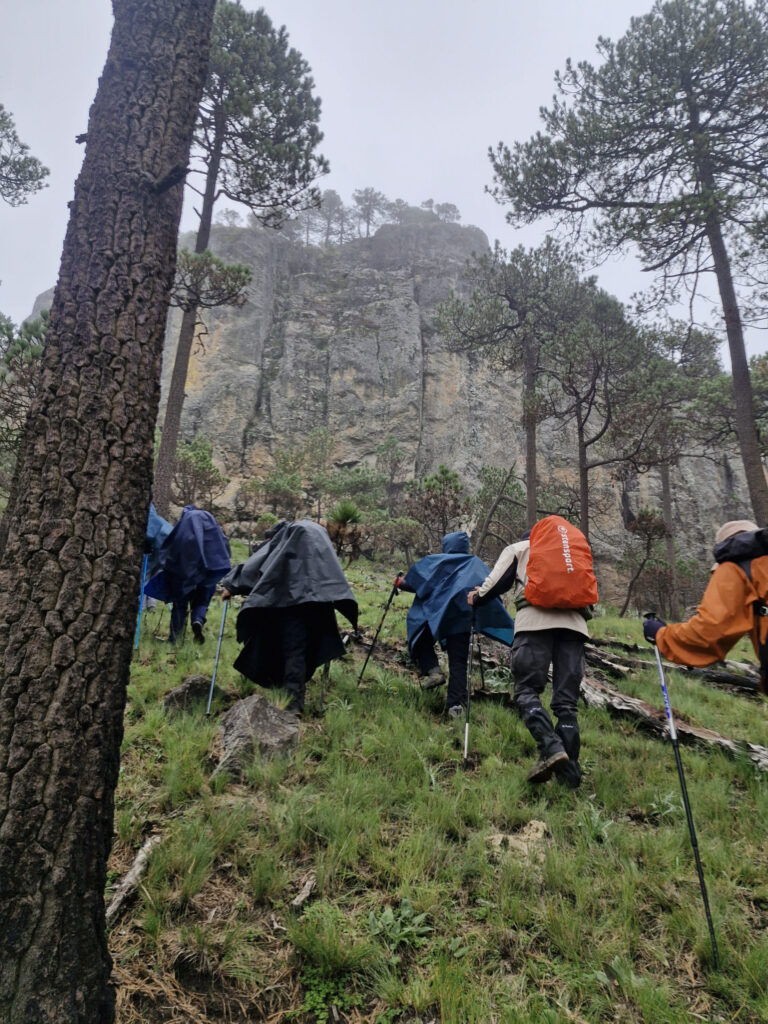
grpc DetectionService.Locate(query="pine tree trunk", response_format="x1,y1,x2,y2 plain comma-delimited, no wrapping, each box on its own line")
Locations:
576,410,590,540
705,208,768,524
153,130,223,516
0,3,214,1021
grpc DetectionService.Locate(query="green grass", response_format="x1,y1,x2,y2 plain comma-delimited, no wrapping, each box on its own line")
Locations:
113,565,768,1023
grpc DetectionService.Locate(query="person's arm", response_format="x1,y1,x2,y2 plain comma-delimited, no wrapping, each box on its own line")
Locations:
393,572,414,594
468,545,519,606
656,561,756,666
219,563,249,598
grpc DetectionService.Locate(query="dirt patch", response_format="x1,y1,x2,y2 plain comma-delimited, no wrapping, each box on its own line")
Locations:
486,819,550,861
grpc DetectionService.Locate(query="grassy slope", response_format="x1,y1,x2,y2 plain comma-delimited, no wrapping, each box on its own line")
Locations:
112,558,768,1023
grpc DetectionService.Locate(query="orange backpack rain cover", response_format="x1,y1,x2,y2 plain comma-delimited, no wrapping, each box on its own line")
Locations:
524,515,599,609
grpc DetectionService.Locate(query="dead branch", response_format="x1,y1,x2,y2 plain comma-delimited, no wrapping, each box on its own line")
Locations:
106,834,162,928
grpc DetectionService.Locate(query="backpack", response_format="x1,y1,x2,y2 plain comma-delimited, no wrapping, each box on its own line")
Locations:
713,527,768,692
523,515,599,610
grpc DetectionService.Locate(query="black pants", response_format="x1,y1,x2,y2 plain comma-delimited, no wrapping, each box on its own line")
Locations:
412,627,470,707
510,629,584,722
282,607,310,712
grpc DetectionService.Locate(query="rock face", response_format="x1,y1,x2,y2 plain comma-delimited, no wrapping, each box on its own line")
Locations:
159,218,751,574
163,219,520,485
31,217,751,579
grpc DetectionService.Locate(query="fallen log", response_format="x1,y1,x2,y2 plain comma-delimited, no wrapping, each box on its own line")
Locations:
585,645,761,698
580,676,768,772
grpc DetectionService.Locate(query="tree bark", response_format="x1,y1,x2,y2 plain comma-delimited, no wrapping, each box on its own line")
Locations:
0,3,214,1021
153,127,223,516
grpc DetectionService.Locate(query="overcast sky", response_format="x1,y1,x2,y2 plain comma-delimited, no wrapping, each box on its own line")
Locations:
1,0,759,359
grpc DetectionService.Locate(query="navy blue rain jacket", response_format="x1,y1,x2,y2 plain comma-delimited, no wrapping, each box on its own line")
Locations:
404,531,514,650
144,505,231,602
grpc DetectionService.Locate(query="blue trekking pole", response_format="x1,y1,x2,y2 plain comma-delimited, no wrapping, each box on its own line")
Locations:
206,598,229,717
134,554,149,650
646,622,720,969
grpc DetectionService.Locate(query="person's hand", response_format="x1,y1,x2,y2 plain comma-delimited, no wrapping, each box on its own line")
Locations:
467,588,479,606
643,616,666,644
393,574,404,591
221,589,231,601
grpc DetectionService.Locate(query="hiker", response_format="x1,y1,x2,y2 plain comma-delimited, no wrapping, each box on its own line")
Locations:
468,516,598,787
220,519,358,716
144,505,231,644
644,519,768,690
142,503,172,611
396,531,514,717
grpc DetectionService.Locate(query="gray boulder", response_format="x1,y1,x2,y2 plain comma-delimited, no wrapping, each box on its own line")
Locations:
212,693,299,779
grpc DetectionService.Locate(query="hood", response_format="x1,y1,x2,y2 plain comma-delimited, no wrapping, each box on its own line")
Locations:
441,531,470,555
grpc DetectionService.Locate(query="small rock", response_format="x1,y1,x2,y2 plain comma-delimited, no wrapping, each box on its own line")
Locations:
163,674,211,712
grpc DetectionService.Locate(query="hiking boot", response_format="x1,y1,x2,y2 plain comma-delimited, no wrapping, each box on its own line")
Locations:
447,704,464,719
286,699,304,717
191,620,205,644
555,718,582,789
421,666,445,689
527,748,569,784
523,707,567,784
554,758,582,788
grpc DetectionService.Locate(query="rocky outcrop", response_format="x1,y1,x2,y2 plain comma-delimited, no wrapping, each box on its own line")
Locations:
31,217,752,580
158,219,750,574
162,219,522,486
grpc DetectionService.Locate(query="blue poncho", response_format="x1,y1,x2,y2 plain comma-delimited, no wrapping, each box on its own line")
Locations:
145,503,172,577
144,505,231,603
404,531,514,650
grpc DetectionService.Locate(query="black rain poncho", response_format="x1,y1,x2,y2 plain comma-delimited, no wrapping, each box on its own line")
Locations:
221,519,358,686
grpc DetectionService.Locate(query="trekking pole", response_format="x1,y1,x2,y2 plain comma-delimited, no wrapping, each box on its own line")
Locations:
206,598,229,717
476,634,485,690
463,608,476,765
357,577,400,686
648,635,720,969
134,554,149,651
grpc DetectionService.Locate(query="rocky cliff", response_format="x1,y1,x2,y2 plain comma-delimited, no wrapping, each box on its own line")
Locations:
162,219,519,481
159,219,750,574
30,218,750,583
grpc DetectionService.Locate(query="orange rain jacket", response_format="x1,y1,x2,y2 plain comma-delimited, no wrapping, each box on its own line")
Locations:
656,557,768,668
